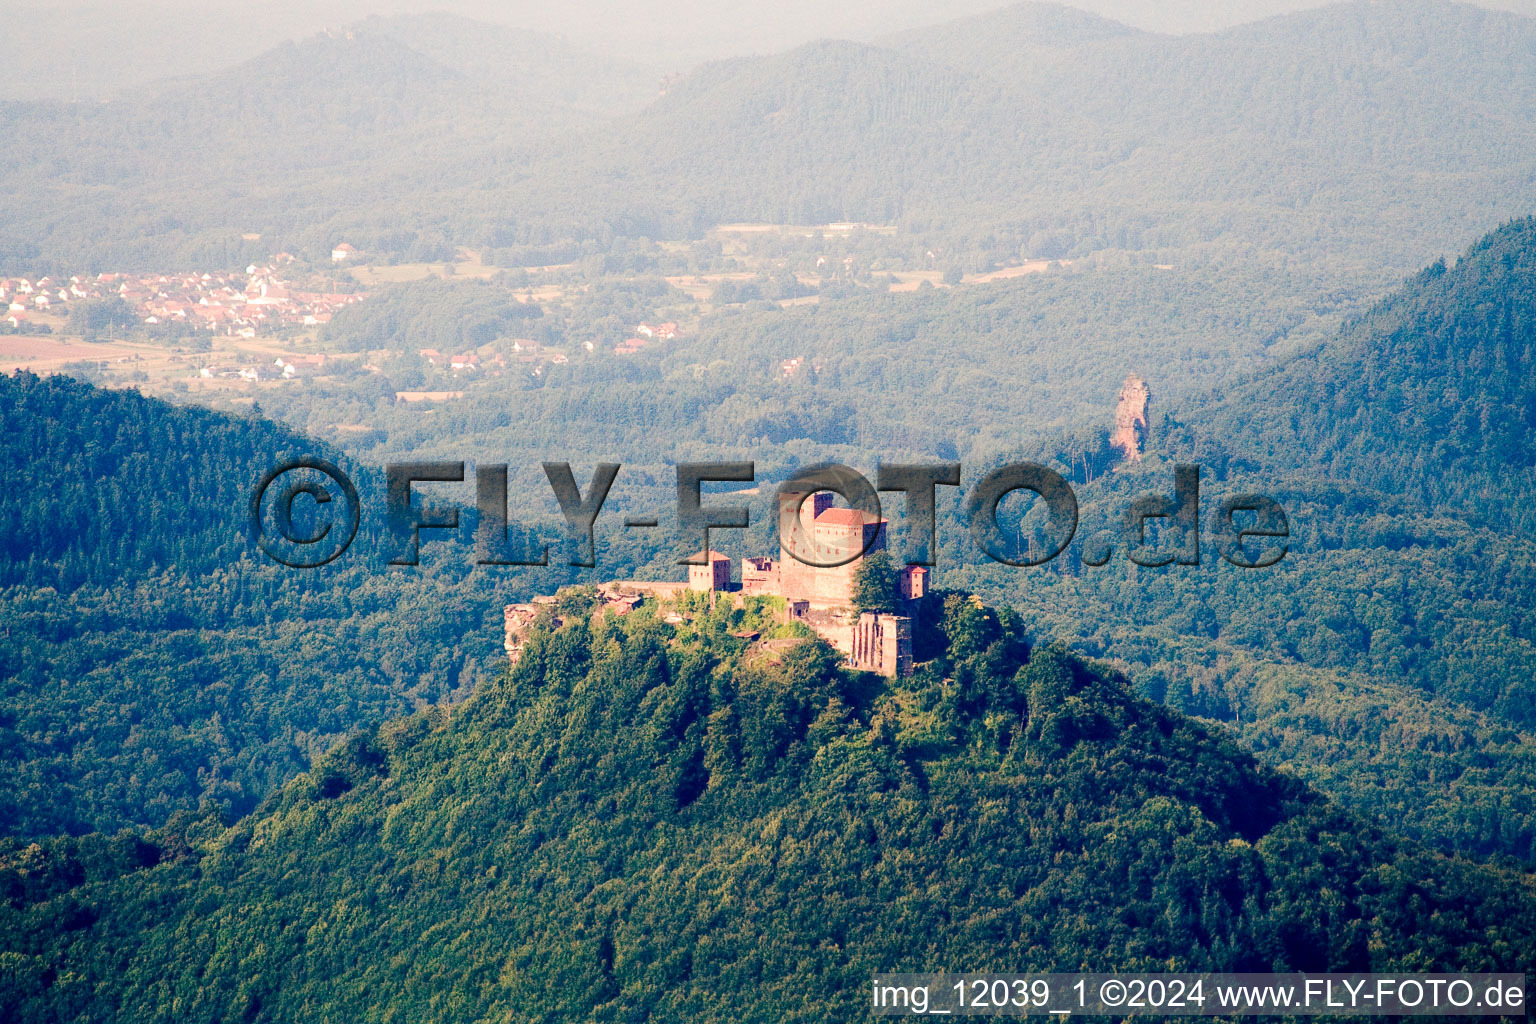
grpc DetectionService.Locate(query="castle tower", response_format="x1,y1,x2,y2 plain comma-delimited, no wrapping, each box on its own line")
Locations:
688,550,732,591
778,490,833,602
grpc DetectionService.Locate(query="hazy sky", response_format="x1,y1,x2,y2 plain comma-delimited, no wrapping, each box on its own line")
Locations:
4,0,1534,99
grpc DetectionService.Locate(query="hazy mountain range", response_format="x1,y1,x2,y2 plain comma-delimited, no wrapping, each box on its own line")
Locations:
1,0,1531,275
8,0,1535,102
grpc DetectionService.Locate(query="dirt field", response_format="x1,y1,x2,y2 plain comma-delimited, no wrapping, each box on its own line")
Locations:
395,391,465,402
0,336,143,372
963,260,1056,284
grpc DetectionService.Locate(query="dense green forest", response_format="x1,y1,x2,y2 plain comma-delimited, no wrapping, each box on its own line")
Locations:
942,218,1536,860
10,218,1536,874
273,255,1363,495
3,594,1532,1021
1167,224,1536,532
0,373,588,838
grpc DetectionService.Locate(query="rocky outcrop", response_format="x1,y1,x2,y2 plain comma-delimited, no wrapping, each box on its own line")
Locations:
1112,375,1151,461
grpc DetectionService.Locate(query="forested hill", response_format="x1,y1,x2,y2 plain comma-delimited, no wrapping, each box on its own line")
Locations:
360,13,656,116
562,39,1050,229
0,22,648,269
0,374,537,839
1169,215,1536,531
0,372,325,590
886,0,1536,169
3,594,1532,1021
951,218,1536,864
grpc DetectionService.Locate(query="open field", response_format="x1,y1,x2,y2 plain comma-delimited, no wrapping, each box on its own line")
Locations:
664,271,758,301
964,259,1056,283
886,271,942,292
347,249,577,288
1,336,150,373
711,222,898,237
348,261,501,286
395,391,464,402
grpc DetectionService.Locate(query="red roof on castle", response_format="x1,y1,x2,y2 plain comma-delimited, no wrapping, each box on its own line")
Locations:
814,508,884,527
692,550,731,563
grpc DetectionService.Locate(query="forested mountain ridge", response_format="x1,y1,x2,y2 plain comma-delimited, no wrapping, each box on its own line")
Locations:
361,13,656,115
0,22,645,269
3,594,1532,1022
355,0,1536,266
875,2,1152,86
955,217,1536,861
1172,215,1536,530
0,373,318,589
890,0,1536,164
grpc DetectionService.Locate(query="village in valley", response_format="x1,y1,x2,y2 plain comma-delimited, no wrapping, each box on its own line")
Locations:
3,249,363,338
0,240,707,394
0,247,372,387
0,221,1075,402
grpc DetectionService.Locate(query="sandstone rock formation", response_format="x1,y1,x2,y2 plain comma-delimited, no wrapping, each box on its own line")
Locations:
1112,374,1151,461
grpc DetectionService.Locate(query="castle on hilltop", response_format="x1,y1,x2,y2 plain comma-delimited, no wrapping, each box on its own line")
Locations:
505,491,924,678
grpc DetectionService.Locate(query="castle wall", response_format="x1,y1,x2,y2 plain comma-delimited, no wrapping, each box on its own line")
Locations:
741,556,779,595
846,612,912,677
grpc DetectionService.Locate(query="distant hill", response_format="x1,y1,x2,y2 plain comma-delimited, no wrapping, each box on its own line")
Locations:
3,0,1533,271
877,1,1148,81
889,0,1536,167
0,18,648,268
526,39,1053,230
464,0,1536,261
3,595,1532,1021
361,13,655,115
1177,214,1536,531
134,31,477,133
